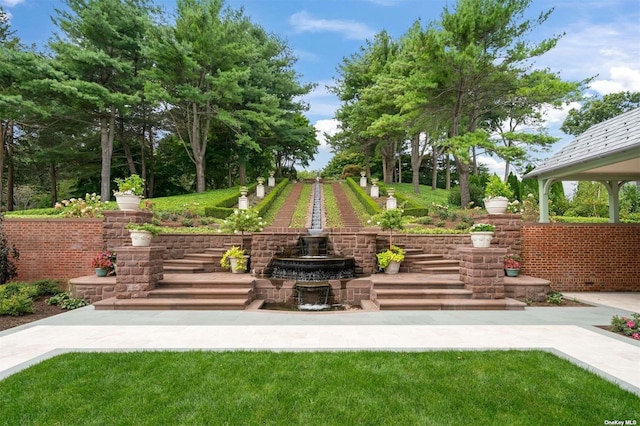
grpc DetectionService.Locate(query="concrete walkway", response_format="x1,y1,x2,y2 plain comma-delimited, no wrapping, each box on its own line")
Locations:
1,293,639,396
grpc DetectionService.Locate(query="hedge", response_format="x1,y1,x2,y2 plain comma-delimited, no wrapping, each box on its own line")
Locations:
346,177,381,215
378,183,427,217
203,179,289,219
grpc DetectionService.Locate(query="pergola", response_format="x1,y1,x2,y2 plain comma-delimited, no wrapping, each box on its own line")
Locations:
526,107,640,223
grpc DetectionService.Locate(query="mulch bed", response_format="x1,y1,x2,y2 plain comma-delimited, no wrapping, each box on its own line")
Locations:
526,299,591,307
0,298,66,332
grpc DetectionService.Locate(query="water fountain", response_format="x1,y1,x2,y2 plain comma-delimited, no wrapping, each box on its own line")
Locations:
266,178,357,311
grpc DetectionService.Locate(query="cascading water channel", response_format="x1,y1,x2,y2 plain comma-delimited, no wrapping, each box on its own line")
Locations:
267,178,356,311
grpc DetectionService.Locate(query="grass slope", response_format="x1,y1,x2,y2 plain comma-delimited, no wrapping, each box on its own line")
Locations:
1,351,637,424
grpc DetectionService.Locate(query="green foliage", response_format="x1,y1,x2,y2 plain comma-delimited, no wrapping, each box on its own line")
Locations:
620,183,640,214
321,151,365,178
220,246,247,272
0,214,19,284
290,183,312,228
469,223,495,232
114,175,145,197
484,175,513,199
376,245,405,269
125,223,162,237
254,179,290,220
448,183,484,208
561,91,640,136
30,280,63,297
565,181,608,217
546,291,564,305
610,313,640,340
346,178,381,215
0,293,35,316
322,184,342,228
46,292,89,310
341,165,363,179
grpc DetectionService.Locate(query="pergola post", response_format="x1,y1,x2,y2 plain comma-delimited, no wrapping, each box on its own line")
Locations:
601,180,625,223
538,178,555,223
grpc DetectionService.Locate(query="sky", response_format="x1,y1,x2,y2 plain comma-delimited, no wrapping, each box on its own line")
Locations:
3,0,640,176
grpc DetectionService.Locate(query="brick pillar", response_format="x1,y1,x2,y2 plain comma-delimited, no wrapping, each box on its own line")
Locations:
475,214,522,256
458,247,506,299
114,246,164,299
102,210,153,252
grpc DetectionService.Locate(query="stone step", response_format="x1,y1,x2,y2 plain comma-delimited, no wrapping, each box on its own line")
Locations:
93,297,249,310
184,253,219,262
370,276,465,290
403,253,446,261
159,273,255,288
375,288,472,299
163,265,205,274
377,298,526,311
149,288,251,299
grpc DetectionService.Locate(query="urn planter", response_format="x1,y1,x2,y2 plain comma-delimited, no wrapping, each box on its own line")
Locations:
470,231,494,248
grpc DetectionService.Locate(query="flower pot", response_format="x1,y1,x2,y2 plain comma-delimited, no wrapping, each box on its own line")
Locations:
95,268,108,277
505,268,520,277
470,231,494,248
229,257,246,274
130,230,152,247
384,260,401,274
115,194,141,211
484,196,509,215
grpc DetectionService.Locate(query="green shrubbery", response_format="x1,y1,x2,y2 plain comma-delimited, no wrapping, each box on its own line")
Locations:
0,280,63,316
346,178,380,215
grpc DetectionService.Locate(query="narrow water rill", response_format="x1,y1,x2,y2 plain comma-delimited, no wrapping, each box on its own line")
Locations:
265,179,357,311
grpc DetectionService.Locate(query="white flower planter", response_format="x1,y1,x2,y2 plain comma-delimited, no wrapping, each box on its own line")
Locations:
384,261,401,274
229,257,247,274
130,230,152,247
115,194,141,211
470,232,494,248
483,196,509,215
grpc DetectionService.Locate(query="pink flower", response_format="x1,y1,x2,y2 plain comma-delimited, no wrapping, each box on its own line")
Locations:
633,333,640,340
627,321,636,328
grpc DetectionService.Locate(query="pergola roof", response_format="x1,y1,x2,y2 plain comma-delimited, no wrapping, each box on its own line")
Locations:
526,107,640,181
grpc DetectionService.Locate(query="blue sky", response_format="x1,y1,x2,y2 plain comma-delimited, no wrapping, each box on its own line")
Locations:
3,0,640,175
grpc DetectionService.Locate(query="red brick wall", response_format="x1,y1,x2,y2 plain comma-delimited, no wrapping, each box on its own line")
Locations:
3,218,104,282
521,223,640,291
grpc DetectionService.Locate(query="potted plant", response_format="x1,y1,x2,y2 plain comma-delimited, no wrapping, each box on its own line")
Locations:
483,175,513,214
504,253,521,277
113,174,145,211
218,208,265,273
370,207,405,274
376,245,406,274
469,223,495,248
126,223,161,247
220,245,247,273
91,251,115,277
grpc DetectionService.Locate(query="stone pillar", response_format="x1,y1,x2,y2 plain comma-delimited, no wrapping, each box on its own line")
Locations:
256,183,265,199
268,174,276,187
114,246,164,299
360,171,367,187
103,210,153,251
458,247,506,299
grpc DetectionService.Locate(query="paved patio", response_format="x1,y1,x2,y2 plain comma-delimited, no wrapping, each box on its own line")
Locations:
1,292,639,396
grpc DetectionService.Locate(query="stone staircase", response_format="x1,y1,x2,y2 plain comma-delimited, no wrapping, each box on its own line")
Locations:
400,249,461,275
370,273,524,310
93,272,254,310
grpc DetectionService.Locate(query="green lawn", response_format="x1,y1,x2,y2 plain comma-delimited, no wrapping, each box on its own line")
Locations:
390,182,451,207
1,351,637,424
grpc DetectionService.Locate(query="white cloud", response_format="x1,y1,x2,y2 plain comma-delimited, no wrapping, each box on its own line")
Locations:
477,155,507,178
0,0,24,6
542,101,582,125
303,81,340,119
289,11,377,41
314,119,340,149
589,66,640,95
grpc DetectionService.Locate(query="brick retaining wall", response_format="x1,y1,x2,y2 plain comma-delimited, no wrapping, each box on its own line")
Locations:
521,223,640,292
3,218,103,281
2,213,640,292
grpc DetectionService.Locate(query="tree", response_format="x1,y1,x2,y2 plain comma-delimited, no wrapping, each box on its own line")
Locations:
561,91,640,136
50,0,156,201
421,0,574,208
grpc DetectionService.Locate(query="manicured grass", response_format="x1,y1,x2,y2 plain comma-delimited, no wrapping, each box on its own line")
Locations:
322,184,342,228
1,351,637,424
290,183,312,228
391,183,451,207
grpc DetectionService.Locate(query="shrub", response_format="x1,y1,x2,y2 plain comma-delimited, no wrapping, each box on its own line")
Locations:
414,216,432,225
31,280,63,297
54,193,105,218
346,177,380,215
46,292,89,310
0,293,35,316
610,313,640,340
0,214,19,285
546,291,564,305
